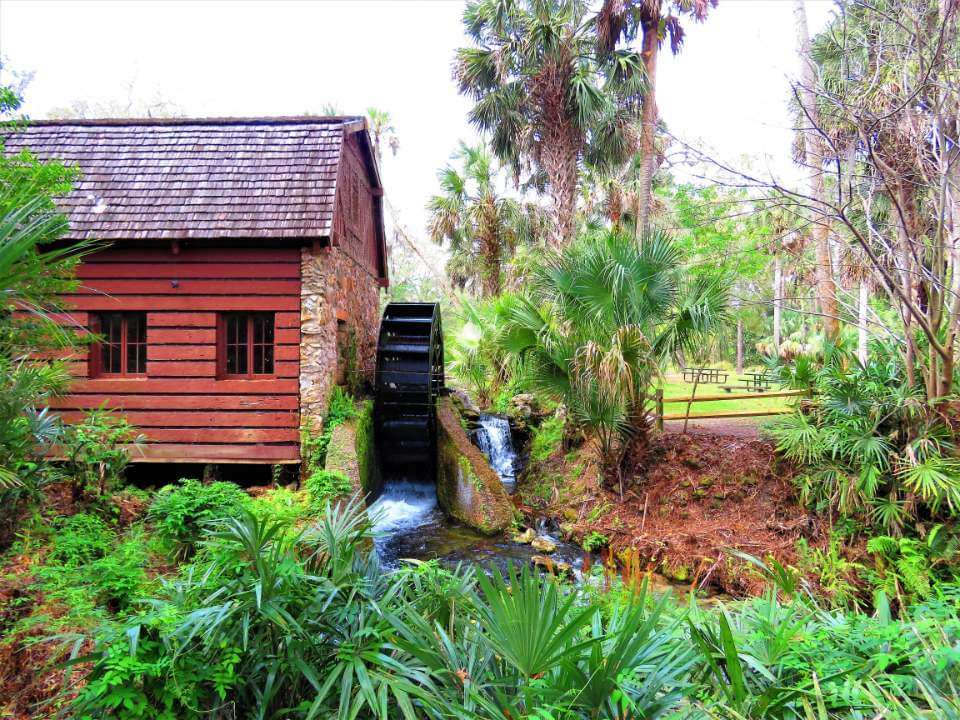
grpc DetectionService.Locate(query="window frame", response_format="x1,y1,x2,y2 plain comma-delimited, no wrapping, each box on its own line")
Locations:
90,312,147,378
217,312,276,379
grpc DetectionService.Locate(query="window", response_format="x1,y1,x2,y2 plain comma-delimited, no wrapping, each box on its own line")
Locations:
219,313,274,377
91,312,146,376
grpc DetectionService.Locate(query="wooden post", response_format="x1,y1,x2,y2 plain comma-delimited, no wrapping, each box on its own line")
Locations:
654,388,664,431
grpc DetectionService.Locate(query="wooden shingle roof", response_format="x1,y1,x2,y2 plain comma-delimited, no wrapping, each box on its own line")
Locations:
3,116,373,240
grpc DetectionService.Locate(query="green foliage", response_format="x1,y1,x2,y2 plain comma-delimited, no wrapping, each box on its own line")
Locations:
0,83,95,542
446,296,518,406
61,500,960,720
689,557,960,718
48,512,113,567
456,0,645,243
34,517,149,620
530,413,565,464
866,526,960,604
582,531,609,552
147,479,250,558
305,469,352,507
428,143,546,297
796,535,865,609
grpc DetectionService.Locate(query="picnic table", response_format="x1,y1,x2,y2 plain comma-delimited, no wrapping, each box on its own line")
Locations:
739,371,776,392
718,371,778,393
682,367,728,384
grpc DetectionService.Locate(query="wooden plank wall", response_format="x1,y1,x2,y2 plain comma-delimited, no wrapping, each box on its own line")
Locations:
50,245,301,463
335,135,382,280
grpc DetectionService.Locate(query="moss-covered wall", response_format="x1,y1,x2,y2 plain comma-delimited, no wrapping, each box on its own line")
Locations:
436,398,513,535
355,400,382,500
323,421,362,498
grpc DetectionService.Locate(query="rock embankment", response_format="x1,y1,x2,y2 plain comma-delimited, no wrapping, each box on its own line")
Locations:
436,397,514,534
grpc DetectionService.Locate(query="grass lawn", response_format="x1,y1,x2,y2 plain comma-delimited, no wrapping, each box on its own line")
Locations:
654,372,794,417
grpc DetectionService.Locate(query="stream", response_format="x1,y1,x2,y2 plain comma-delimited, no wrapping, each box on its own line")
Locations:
367,413,590,576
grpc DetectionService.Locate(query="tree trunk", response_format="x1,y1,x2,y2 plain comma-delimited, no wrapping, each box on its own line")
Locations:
635,10,660,240
773,256,783,357
542,140,579,248
736,318,744,374
794,0,840,342
733,295,744,373
858,281,869,365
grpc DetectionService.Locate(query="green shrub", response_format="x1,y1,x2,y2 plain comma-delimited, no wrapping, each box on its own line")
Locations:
48,512,113,566
305,469,352,508
582,531,609,552
148,479,249,557
88,536,149,610
249,487,311,527
38,517,148,619
61,408,141,505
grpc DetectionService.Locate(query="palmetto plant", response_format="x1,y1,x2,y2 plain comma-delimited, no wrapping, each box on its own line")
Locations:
427,143,546,297
768,338,960,535
500,227,728,486
456,0,646,246
446,296,518,406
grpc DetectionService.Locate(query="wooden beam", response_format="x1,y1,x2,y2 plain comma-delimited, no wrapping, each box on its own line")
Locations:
662,390,807,403
661,409,792,421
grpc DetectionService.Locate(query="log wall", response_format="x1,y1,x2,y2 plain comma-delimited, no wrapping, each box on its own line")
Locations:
50,245,303,463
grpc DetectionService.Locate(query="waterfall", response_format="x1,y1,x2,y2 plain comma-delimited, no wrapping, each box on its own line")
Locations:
474,414,517,490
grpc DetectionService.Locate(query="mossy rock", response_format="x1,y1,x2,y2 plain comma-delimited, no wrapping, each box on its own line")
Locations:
436,398,513,535
661,562,691,583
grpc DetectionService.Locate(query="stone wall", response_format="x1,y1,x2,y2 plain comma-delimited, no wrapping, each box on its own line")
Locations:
300,245,380,431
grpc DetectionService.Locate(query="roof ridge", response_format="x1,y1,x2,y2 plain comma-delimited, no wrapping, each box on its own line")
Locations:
25,115,365,127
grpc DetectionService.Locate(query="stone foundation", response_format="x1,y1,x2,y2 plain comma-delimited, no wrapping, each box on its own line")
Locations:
300,245,380,433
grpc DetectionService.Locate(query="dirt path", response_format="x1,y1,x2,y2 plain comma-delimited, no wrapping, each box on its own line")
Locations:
663,417,763,440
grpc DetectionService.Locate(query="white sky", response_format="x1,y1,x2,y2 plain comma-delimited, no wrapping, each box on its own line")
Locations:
0,0,834,238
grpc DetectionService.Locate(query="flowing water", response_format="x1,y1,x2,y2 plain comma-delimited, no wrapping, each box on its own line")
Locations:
472,414,516,490
368,414,588,575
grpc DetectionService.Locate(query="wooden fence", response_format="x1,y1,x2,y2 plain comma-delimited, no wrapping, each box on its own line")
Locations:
653,389,808,431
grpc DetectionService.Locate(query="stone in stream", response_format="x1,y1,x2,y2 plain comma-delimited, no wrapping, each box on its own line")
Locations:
513,528,536,544
531,536,557,553
531,554,573,579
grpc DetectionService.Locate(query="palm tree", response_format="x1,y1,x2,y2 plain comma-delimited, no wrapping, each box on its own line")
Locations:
792,0,839,343
427,143,545,297
500,228,728,490
365,107,399,162
595,0,717,235
455,0,646,247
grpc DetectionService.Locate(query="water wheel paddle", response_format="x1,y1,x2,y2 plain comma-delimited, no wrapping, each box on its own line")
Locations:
374,302,445,480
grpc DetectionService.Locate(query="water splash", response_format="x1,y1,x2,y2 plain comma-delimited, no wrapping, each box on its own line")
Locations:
474,414,516,490
367,479,439,533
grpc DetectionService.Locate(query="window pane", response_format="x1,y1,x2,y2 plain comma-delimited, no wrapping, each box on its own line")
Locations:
226,315,247,375
100,314,122,373
252,314,274,374
126,313,146,374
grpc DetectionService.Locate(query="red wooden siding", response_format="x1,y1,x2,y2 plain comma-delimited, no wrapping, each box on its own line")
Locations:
333,135,382,280
50,245,301,463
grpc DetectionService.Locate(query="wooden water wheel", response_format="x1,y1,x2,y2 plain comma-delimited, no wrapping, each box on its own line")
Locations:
374,302,444,479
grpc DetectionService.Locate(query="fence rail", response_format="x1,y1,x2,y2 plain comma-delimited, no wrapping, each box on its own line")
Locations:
654,388,808,430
